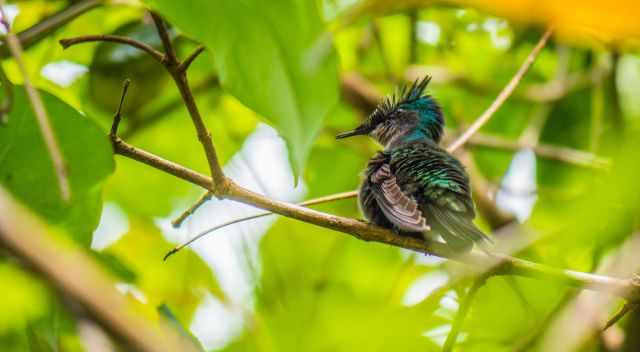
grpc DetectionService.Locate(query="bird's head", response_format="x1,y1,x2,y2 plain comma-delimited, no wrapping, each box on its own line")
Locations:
336,76,444,148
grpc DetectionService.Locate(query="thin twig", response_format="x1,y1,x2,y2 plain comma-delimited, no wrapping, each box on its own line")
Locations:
0,0,103,58
443,278,487,352
447,27,553,152
179,45,205,73
150,12,178,65
464,132,609,169
166,190,357,257
60,35,166,63
1,3,70,201
122,75,219,139
171,191,212,228
110,79,131,138
602,302,639,331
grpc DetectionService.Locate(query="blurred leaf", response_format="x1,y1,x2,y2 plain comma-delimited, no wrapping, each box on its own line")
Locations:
158,303,205,352
106,218,227,319
92,251,138,282
249,218,444,351
349,0,640,48
0,262,48,334
146,0,340,177
89,20,169,116
0,88,114,245
26,325,55,352
453,0,640,47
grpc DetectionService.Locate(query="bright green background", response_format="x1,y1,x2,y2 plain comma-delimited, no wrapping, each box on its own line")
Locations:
1,0,639,351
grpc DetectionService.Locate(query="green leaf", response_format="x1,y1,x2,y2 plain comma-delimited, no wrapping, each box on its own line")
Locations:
89,20,170,116
158,303,205,352
0,87,114,245
0,262,49,334
146,0,340,176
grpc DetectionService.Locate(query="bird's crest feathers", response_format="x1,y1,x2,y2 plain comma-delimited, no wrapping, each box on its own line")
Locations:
371,76,433,125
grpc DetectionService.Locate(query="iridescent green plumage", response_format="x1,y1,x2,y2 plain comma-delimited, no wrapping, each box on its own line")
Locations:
337,76,490,251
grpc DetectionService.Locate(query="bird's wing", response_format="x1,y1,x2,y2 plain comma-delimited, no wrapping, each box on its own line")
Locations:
391,143,491,248
369,163,430,232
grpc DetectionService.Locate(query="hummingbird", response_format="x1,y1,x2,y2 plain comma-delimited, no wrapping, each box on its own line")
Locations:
336,76,491,251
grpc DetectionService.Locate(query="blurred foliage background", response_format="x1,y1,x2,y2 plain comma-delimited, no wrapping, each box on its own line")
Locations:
1,0,640,351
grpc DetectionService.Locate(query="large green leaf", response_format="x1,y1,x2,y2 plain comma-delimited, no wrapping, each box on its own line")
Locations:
146,0,340,176
0,88,114,245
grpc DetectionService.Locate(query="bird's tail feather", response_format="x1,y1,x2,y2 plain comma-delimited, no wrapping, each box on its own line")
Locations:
426,204,492,252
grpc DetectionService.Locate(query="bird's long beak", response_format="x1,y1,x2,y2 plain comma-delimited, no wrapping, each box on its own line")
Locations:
336,126,368,139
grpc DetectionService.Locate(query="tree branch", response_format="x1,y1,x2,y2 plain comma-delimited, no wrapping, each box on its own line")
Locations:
59,35,166,63
122,75,219,139
1,3,70,201
60,13,227,191
603,301,639,331
179,45,205,73
167,190,358,255
0,188,199,352
447,27,553,152
149,12,227,190
0,0,103,58
106,131,640,300
171,190,213,228
462,132,609,169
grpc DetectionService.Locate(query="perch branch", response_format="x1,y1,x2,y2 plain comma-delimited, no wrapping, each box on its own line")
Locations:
1,3,70,201
107,130,640,301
